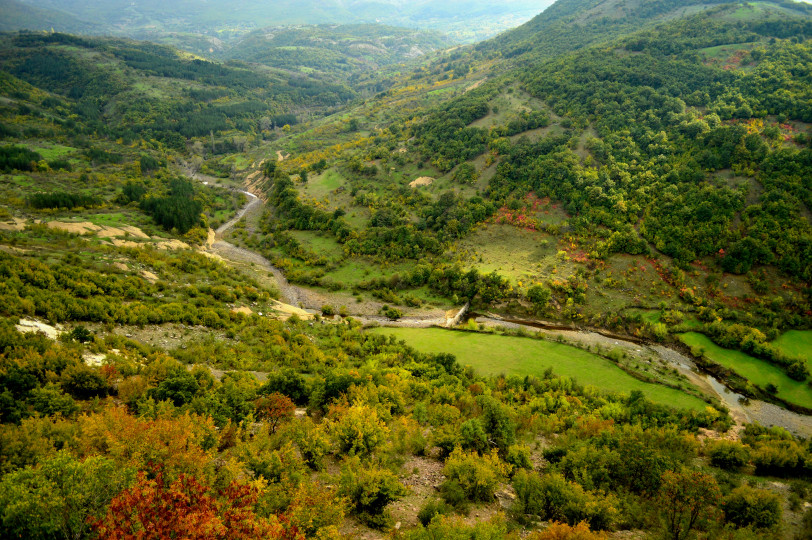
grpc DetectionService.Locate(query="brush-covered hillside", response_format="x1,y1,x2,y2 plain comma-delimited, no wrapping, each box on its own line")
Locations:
2,0,812,539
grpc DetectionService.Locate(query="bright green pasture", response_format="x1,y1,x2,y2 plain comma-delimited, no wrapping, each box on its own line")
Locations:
679,332,812,409
771,330,812,363
372,327,709,410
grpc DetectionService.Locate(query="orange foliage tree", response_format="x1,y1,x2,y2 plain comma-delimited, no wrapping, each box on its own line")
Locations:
92,471,302,540
78,406,217,479
255,393,296,434
528,521,608,540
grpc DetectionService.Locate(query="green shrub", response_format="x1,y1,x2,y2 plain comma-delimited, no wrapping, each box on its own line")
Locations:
441,448,511,503
417,499,453,527
339,458,407,529
512,470,618,531
724,485,782,530
505,444,533,471
707,440,749,471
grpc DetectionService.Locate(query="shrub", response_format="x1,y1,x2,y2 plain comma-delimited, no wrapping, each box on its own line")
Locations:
417,499,453,527
459,418,488,453
330,404,389,457
512,471,617,531
527,522,608,540
707,440,749,471
339,458,407,529
506,444,533,471
442,448,511,503
724,485,781,530
285,417,331,470
60,364,108,399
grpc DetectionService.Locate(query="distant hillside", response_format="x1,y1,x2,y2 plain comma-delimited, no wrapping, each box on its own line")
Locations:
0,32,355,149
482,0,812,61
221,25,451,81
0,0,100,34
11,0,555,43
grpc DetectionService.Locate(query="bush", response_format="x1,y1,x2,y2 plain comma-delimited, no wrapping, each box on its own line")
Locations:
526,522,608,540
330,404,389,457
60,364,108,399
459,418,488,453
512,471,618,531
724,485,781,530
441,448,511,503
285,417,331,470
417,499,453,527
708,440,750,471
339,458,407,529
506,444,533,471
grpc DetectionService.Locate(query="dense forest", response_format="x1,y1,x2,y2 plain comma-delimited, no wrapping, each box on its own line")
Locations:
1,0,812,538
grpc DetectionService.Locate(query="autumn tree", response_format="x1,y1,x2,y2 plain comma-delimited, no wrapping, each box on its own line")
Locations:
658,469,721,540
527,522,608,540
255,393,295,433
92,471,301,540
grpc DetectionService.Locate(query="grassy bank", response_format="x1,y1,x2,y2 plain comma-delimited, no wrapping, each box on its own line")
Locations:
371,327,709,410
679,332,812,410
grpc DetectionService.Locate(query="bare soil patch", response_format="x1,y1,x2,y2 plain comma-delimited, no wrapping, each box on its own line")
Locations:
409,176,434,188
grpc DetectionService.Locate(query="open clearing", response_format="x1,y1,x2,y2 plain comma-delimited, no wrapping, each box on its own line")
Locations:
680,332,812,409
372,327,709,410
453,223,565,285
771,330,812,363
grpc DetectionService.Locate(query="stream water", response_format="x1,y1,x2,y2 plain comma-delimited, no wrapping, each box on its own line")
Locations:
199,171,812,438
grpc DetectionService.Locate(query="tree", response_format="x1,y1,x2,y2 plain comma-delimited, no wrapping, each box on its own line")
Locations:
0,451,134,540
262,160,277,178
255,392,295,433
92,471,299,540
527,522,608,540
658,469,721,540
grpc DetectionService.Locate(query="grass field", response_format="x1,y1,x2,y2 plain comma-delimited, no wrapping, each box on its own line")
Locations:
771,330,812,363
679,332,812,409
289,230,345,259
453,223,565,285
372,327,709,410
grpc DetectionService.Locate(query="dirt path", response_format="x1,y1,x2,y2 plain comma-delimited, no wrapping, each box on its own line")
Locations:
188,166,812,435
216,191,260,235
209,239,325,308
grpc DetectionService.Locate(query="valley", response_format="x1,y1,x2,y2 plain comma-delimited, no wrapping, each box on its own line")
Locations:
1,0,812,538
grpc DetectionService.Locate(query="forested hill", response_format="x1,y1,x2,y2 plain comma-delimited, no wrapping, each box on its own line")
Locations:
5,0,553,43
0,32,357,150
256,0,811,371
0,0,100,34
479,0,812,61
218,24,452,84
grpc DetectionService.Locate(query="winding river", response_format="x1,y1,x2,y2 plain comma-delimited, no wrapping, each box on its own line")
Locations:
197,170,812,438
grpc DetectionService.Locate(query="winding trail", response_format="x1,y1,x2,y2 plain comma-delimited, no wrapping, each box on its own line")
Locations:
193,168,812,436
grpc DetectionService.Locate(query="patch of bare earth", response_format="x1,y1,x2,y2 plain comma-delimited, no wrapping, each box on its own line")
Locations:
389,456,446,529
409,176,433,188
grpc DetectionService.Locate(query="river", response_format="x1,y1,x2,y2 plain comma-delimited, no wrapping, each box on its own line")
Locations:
196,169,812,438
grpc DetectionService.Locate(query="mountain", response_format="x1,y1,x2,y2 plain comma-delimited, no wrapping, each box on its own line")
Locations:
0,0,101,33
214,24,452,83
11,0,555,42
1,1,812,539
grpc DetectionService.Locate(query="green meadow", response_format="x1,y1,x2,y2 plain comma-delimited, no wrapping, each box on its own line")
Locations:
680,332,812,409
372,327,709,410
